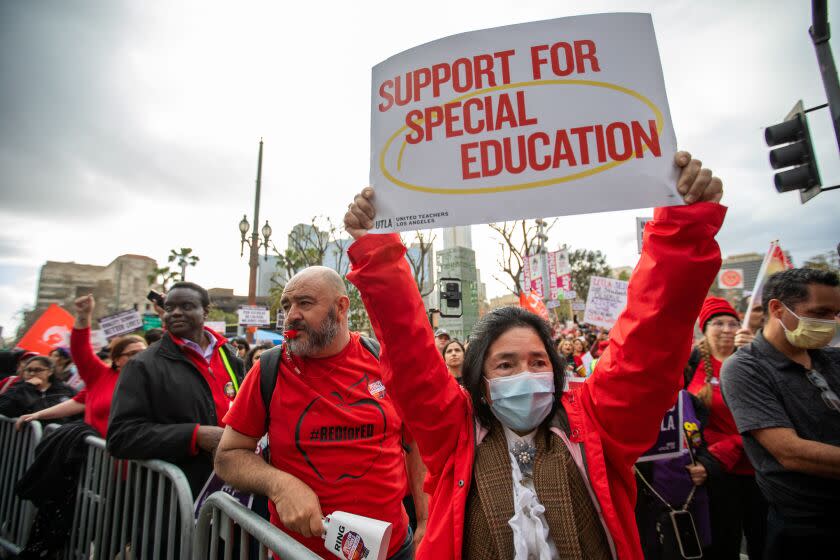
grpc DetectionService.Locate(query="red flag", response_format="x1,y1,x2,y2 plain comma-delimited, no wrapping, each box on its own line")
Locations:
17,304,74,355
519,291,550,322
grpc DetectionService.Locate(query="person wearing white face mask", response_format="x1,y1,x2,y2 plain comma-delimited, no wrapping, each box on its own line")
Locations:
343,150,726,560
720,267,840,560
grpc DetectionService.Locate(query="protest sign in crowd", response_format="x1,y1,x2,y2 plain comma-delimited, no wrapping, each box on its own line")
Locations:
2,11,839,560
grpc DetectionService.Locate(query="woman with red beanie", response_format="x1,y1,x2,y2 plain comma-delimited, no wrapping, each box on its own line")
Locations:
686,296,767,559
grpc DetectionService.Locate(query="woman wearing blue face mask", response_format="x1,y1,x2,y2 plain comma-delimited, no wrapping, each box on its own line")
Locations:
344,151,726,560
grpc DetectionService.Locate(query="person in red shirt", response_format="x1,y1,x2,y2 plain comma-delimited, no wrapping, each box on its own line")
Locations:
215,266,415,559
686,296,767,559
15,295,147,436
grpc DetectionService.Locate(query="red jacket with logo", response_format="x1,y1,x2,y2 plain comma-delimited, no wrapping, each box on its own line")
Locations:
347,202,725,559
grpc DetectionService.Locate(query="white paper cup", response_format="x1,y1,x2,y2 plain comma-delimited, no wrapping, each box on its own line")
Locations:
322,511,393,560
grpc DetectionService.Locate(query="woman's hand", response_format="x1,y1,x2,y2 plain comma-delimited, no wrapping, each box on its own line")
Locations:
734,328,755,348
344,187,376,240
15,413,38,431
674,151,723,204
685,463,708,486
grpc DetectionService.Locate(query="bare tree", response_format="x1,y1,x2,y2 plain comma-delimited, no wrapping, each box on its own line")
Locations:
402,229,437,297
488,219,557,295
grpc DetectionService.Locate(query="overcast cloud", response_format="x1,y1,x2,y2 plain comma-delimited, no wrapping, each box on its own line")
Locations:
1,0,839,336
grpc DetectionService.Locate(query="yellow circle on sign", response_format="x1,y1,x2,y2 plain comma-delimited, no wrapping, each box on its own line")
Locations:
378,79,665,195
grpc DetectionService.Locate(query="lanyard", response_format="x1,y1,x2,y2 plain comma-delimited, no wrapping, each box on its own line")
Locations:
634,466,696,512
217,347,239,393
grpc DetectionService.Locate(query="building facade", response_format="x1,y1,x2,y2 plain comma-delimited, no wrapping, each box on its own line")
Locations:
35,254,159,319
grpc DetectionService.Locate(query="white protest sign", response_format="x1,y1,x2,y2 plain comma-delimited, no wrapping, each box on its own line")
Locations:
98,309,144,340
583,276,629,329
369,13,680,232
571,301,586,311
90,329,108,351
238,306,270,327
636,216,653,254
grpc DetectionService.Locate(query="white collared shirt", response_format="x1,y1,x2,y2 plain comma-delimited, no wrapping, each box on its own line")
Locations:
181,330,216,363
503,426,560,560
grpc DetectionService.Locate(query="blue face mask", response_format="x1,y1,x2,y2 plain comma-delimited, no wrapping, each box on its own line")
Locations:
485,371,555,432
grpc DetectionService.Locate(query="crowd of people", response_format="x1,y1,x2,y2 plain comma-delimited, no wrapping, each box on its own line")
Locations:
0,151,838,560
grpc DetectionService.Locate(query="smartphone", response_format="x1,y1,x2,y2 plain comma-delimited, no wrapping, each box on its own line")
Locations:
147,290,165,308
670,510,703,559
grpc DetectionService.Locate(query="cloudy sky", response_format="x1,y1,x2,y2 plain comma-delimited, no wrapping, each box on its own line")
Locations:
2,0,839,337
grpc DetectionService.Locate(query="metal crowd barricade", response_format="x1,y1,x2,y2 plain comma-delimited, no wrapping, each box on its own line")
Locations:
195,492,320,560
0,415,42,555
60,435,195,560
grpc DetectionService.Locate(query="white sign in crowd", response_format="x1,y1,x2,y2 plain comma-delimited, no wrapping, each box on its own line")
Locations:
238,306,270,327
583,275,629,329
370,13,681,232
98,309,144,340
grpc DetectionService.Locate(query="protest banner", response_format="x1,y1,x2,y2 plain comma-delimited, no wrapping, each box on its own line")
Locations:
583,275,629,329
741,241,792,329
206,321,227,334
717,268,744,290
99,309,144,339
636,216,653,253
17,304,74,355
522,253,545,296
571,301,586,312
547,249,571,300
637,393,686,462
369,13,680,232
238,306,270,327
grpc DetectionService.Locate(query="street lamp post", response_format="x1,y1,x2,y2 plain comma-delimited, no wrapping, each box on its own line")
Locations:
238,138,273,343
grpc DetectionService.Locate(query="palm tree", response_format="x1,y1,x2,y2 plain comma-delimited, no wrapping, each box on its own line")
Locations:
147,266,179,291
168,248,200,281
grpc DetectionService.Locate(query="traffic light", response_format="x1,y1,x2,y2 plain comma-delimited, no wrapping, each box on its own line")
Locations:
765,100,822,203
438,277,463,318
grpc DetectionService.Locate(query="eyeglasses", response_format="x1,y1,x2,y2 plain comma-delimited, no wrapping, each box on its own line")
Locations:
805,369,840,413
120,350,143,359
707,319,740,331
24,367,50,375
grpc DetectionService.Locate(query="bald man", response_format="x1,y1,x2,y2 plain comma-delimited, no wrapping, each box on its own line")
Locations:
215,266,416,559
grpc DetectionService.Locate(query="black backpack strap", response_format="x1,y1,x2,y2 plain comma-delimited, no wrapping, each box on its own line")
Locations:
683,346,702,389
258,337,379,433
259,346,284,433
359,336,380,361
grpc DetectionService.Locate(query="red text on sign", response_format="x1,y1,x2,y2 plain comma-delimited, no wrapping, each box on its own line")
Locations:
378,50,516,112
530,40,600,79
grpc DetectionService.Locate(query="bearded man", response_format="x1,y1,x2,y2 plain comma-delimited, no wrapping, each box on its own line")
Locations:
215,266,417,559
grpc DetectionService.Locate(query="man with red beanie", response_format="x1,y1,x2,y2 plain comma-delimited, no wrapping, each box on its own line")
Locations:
685,296,766,560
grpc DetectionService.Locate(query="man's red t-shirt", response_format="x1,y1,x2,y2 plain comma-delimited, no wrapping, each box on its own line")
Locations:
224,333,409,557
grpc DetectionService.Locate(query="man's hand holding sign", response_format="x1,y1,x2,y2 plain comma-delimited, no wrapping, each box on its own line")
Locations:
346,151,722,238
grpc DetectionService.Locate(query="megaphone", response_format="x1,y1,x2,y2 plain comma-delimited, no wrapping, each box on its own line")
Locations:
322,511,393,560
